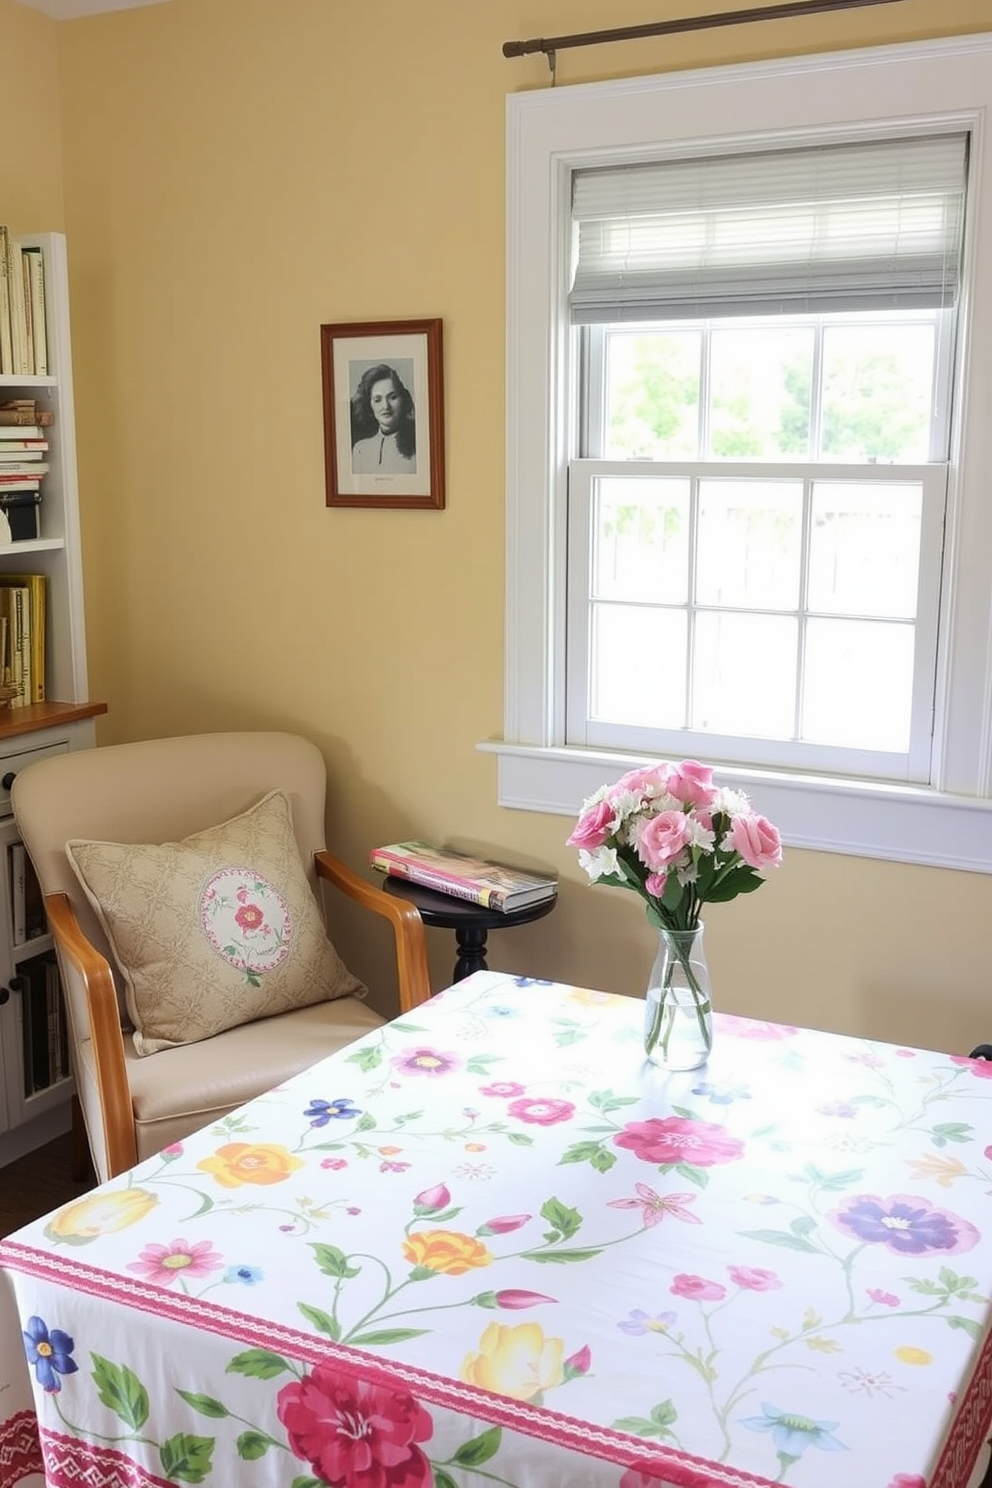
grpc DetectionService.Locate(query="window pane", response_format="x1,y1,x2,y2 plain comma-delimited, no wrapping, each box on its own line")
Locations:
605,330,701,458
820,322,936,462
802,618,913,750
692,612,797,736
808,481,922,618
697,479,803,609
593,478,690,603
590,604,687,726
709,326,814,458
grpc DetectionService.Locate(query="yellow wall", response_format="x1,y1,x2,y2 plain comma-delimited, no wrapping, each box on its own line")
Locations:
4,0,992,1052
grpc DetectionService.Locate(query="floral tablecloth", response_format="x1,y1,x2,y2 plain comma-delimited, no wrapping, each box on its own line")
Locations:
1,970,991,1488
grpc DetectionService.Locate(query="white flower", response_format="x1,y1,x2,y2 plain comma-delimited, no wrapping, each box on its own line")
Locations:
674,859,699,886
687,817,716,851
710,786,751,818
578,845,619,881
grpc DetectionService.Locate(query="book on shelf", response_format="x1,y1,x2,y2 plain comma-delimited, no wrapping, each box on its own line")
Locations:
5,235,30,377
22,245,47,375
0,229,11,377
20,949,66,1098
0,574,45,702
0,402,54,428
0,460,48,473
8,841,46,946
369,839,559,912
0,439,48,453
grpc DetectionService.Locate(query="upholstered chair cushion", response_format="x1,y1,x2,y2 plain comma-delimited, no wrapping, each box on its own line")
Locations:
65,789,365,1055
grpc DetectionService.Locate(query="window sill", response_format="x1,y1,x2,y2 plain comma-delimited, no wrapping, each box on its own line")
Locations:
477,739,992,875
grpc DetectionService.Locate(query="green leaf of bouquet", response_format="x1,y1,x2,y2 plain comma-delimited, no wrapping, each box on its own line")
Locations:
523,1247,603,1263
236,1431,272,1461
91,1355,149,1430
739,1228,820,1254
347,1328,429,1346
298,1303,341,1340
661,875,683,910
946,1315,982,1339
452,1427,502,1466
541,1197,582,1238
310,1243,361,1279
159,1433,215,1483
225,1349,292,1380
175,1390,229,1419
290,1478,325,1488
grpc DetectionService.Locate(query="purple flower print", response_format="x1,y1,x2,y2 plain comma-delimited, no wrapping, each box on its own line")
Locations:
22,1316,78,1394
304,1098,361,1127
818,1101,857,1118
391,1048,463,1077
618,1308,677,1336
829,1194,979,1255
867,1288,900,1307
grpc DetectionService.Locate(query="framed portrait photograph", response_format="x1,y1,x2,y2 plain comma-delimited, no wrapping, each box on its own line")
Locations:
320,317,445,510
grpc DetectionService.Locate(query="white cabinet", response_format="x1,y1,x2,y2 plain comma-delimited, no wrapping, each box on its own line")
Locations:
0,231,105,1164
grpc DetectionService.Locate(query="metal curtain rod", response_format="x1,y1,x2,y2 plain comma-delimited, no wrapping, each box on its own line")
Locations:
503,0,912,59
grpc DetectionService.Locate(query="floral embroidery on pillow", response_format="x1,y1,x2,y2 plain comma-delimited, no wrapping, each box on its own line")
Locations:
200,868,292,986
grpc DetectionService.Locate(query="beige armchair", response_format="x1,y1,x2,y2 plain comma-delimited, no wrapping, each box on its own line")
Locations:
11,731,431,1183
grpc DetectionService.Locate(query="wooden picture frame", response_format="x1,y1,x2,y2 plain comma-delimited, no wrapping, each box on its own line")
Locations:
320,317,445,510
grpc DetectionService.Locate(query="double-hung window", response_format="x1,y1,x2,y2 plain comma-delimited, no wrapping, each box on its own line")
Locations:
494,35,992,872
568,135,965,784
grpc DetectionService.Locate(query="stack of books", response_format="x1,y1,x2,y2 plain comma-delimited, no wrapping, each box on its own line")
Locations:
370,839,558,912
0,400,50,541
0,229,48,377
0,572,46,706
20,948,69,1097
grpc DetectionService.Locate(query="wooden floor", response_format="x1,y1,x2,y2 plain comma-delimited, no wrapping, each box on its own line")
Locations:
0,1133,94,1237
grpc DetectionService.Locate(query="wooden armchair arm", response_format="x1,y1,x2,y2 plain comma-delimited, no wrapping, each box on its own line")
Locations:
314,851,432,1011
44,891,138,1178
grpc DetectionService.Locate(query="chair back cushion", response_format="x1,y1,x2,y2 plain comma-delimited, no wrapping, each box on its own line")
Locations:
11,732,353,1045
66,789,364,1054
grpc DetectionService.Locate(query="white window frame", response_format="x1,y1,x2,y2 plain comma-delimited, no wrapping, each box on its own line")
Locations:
481,34,992,874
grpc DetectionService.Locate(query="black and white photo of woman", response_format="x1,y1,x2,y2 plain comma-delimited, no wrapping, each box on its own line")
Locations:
350,362,417,475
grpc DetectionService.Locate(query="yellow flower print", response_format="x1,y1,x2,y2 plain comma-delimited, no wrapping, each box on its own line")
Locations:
402,1229,493,1275
566,986,618,1008
904,1153,968,1188
461,1321,565,1401
196,1142,304,1188
895,1346,933,1366
45,1187,159,1245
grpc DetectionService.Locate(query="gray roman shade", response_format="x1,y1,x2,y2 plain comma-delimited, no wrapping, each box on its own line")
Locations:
570,132,968,323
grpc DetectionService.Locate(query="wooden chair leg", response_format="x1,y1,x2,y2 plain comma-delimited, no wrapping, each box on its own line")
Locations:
69,1094,94,1184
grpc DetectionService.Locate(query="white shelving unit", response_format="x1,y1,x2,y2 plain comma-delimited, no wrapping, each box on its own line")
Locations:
0,231,105,1166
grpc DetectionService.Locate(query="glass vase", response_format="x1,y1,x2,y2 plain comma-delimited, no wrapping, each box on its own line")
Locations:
643,923,714,1071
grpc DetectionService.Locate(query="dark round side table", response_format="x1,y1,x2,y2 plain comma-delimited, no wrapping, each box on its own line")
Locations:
381,876,558,985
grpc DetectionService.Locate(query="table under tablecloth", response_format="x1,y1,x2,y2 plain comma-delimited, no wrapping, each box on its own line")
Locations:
1,969,991,1488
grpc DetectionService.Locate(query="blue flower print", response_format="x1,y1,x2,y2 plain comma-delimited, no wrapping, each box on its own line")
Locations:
22,1315,78,1394
224,1265,264,1286
740,1403,847,1458
511,977,553,987
304,1098,361,1128
483,1004,520,1019
691,1080,751,1106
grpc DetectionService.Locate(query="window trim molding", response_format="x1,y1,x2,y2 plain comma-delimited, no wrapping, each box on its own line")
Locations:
493,32,992,873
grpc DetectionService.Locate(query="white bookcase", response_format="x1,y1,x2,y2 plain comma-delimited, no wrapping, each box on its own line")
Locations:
0,231,105,1166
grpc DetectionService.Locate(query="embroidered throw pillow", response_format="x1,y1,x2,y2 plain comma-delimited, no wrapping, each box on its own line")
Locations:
65,790,365,1056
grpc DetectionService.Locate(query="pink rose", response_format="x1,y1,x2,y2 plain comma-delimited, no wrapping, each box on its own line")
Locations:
664,759,715,807
566,798,615,850
615,1116,744,1168
730,812,782,871
671,1273,727,1301
728,1265,782,1291
638,810,693,870
612,765,669,799
645,871,668,896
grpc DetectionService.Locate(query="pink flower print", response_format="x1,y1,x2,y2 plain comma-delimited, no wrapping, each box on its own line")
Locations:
607,1184,701,1227
886,1477,926,1488
895,1049,918,1058
380,1160,411,1174
127,1238,224,1286
637,810,693,871
728,1265,782,1291
671,1273,727,1302
563,1344,592,1378
867,1288,900,1307
320,1157,347,1171
413,1184,451,1213
491,1290,556,1310
614,1116,744,1168
717,1015,798,1040
950,1054,992,1079
985,1144,992,1161
234,902,265,932
729,811,782,871
161,1143,184,1160
480,1081,525,1098
507,1096,575,1126
391,1047,462,1077
478,1214,531,1236
278,1368,432,1488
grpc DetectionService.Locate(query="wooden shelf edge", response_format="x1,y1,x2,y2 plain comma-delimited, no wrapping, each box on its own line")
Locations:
0,701,108,741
